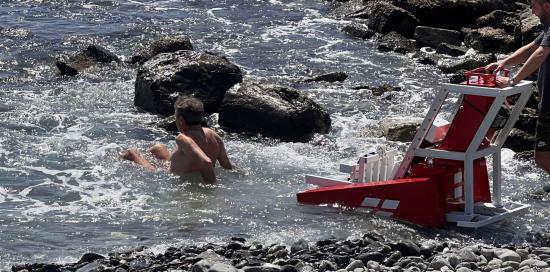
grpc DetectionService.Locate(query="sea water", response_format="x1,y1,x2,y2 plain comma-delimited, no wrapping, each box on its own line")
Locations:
0,0,548,268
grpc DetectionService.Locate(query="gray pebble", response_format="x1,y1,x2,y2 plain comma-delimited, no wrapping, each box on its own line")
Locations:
519,259,549,268
494,248,521,263
346,260,365,271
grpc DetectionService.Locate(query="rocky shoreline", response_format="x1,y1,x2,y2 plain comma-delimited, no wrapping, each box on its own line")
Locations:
11,230,550,272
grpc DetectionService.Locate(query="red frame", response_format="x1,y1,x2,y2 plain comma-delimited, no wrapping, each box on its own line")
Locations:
463,67,509,87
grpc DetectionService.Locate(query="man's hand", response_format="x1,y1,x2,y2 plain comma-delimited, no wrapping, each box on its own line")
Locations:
495,76,510,88
485,61,505,74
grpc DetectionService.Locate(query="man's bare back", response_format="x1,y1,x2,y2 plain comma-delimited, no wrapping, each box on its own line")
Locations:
169,126,233,183
120,96,233,184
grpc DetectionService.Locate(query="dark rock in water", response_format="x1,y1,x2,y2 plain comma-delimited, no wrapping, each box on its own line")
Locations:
40,264,62,272
75,262,103,272
291,239,310,254
377,32,416,54
280,265,298,272
218,82,331,142
463,27,519,53
364,231,385,242
438,53,496,74
449,70,467,84
317,260,337,272
357,252,385,264
231,237,247,243
414,26,461,48
227,241,244,251
316,238,337,247
515,107,537,134
134,50,243,116
436,43,468,57
368,2,419,38
342,23,376,40
476,10,521,38
394,241,421,256
384,121,419,142
384,251,402,266
332,254,351,267
0,103,14,112
413,47,439,64
420,241,438,258
304,72,348,83
56,45,121,76
131,35,194,64
392,0,518,30
514,150,533,160
415,54,438,65
503,128,534,153
78,252,105,264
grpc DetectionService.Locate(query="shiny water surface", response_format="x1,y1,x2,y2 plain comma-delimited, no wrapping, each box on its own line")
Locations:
0,0,548,268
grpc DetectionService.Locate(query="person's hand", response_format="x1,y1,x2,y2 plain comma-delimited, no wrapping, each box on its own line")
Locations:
485,61,505,74
495,76,510,88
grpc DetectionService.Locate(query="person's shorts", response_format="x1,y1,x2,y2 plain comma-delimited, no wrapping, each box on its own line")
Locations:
535,111,550,152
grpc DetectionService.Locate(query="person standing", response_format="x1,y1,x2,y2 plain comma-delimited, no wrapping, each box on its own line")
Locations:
486,0,550,184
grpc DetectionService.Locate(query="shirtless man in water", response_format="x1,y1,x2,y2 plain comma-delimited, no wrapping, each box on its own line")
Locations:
121,96,233,184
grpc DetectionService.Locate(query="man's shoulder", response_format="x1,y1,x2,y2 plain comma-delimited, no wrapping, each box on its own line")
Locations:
203,127,222,138
175,133,195,144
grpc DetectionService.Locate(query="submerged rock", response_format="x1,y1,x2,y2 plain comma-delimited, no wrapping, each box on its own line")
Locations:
303,72,348,83
55,45,121,76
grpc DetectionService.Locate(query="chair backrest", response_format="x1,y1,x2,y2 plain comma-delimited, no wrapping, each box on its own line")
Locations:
352,150,398,183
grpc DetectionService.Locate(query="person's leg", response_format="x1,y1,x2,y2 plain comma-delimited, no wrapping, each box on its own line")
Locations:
535,151,550,173
149,143,171,161
120,149,156,170
534,112,550,174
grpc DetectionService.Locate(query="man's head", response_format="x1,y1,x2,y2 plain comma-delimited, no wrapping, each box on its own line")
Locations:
174,96,204,129
532,0,550,23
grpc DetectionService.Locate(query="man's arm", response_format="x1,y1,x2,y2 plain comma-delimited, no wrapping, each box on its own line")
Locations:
496,45,550,87
487,42,539,72
216,135,234,170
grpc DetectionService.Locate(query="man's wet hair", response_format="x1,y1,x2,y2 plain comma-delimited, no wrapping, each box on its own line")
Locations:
174,96,204,126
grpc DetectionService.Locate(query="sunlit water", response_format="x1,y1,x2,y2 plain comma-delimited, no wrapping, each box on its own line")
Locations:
0,0,548,268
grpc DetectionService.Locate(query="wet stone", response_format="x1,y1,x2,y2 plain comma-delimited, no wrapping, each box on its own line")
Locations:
209,263,238,272
357,252,385,264
345,260,364,271
291,239,309,254
227,242,244,251
318,260,337,272
495,248,522,263
394,241,421,256
384,251,402,266
519,259,549,268
280,265,298,272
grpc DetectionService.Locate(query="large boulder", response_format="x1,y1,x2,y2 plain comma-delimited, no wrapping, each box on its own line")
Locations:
476,10,521,38
130,35,194,64
55,45,121,76
463,27,519,53
342,23,377,40
391,0,519,30
368,2,419,38
377,32,416,54
218,82,331,142
134,50,243,116
414,26,462,48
